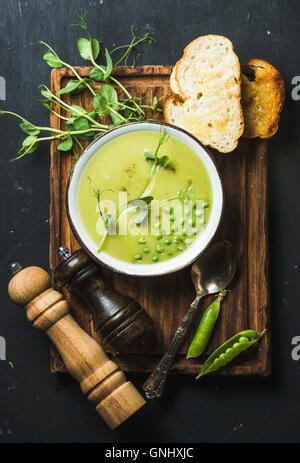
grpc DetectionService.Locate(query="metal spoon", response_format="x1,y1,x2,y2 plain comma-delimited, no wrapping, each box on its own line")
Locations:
143,241,236,399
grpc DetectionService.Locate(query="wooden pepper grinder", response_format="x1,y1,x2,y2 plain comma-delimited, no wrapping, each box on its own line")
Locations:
8,263,145,429
54,247,153,355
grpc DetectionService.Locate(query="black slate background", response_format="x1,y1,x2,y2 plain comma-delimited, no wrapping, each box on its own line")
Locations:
0,0,299,444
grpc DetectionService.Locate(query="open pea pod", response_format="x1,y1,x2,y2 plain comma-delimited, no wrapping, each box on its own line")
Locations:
196,329,265,378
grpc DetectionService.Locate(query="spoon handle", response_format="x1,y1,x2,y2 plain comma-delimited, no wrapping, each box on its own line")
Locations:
143,295,202,399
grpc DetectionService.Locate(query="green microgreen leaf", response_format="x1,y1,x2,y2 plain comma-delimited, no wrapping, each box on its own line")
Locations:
89,67,106,82
149,128,170,168
93,85,119,121
10,141,38,162
66,117,75,126
57,138,73,151
43,51,63,68
92,94,109,114
39,85,52,99
101,84,118,108
87,110,100,121
57,78,91,95
137,196,153,205
144,151,155,161
158,155,170,168
77,131,95,140
23,135,38,148
20,121,40,136
104,48,113,79
73,117,90,131
78,37,100,60
69,105,88,116
151,96,158,110
144,150,170,168
109,111,124,126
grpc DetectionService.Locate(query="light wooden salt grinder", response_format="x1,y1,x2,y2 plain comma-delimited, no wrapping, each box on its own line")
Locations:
8,263,145,429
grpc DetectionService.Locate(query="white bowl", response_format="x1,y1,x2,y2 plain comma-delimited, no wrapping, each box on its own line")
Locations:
67,121,223,277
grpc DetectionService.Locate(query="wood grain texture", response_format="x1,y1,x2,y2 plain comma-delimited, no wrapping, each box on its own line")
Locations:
49,66,270,376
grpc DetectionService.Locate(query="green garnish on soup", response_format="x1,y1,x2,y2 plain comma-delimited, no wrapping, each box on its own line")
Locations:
78,130,212,264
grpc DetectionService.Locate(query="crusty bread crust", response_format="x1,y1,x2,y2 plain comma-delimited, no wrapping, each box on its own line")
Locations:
164,35,244,153
170,66,180,94
241,58,285,138
174,34,241,99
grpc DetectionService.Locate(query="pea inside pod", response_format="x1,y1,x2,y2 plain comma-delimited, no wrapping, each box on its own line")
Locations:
186,290,228,359
196,329,265,378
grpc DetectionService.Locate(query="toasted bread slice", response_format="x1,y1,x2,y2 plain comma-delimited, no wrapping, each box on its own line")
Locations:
165,35,244,153
241,58,285,138
170,66,180,94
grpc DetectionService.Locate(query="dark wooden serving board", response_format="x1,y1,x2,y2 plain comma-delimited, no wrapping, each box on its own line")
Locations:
49,65,270,376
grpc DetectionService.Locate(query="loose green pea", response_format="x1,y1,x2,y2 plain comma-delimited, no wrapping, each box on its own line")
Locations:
177,245,184,251
171,224,178,233
164,238,172,245
152,255,158,262
134,254,142,261
191,227,197,235
182,228,187,236
169,215,175,222
167,250,173,256
155,233,162,240
184,238,192,246
203,200,209,209
143,247,150,254
173,236,180,243
155,244,164,253
138,237,146,244
179,218,185,225
188,218,196,227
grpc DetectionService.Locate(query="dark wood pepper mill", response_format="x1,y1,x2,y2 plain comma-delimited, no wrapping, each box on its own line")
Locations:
53,247,153,355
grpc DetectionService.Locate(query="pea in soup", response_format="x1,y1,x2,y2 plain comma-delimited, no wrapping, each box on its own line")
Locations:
78,130,212,264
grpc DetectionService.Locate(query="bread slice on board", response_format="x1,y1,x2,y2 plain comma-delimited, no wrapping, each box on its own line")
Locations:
164,35,244,153
241,58,285,138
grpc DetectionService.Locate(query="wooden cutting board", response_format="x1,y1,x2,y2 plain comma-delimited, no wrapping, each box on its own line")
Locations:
49,65,270,376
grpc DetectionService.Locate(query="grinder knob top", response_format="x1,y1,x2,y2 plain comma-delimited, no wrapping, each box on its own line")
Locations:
8,265,51,306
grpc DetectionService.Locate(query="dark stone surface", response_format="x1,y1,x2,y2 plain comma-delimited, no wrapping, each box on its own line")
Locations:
0,0,299,443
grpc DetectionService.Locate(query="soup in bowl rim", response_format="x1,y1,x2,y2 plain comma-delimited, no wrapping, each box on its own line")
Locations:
67,121,223,277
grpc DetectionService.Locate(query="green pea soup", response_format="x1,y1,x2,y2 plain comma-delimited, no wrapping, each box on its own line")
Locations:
78,130,212,264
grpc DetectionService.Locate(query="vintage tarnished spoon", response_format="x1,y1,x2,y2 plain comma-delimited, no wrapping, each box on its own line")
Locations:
143,241,236,399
